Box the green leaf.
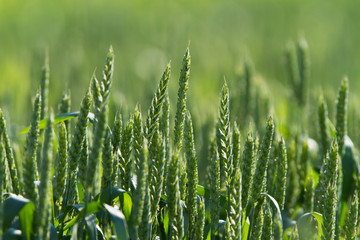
[19,112,96,134]
[3,228,22,239]
[77,181,85,203]
[18,200,35,240]
[161,208,169,238]
[63,202,104,231]
[104,204,129,240]
[96,225,106,240]
[297,213,319,240]
[50,224,58,240]
[311,212,323,236]
[341,136,357,201]
[216,220,226,238]
[95,186,126,204]
[70,223,79,240]
[85,214,98,240]
[241,212,250,239]
[260,193,282,223]
[197,185,227,208]
[327,119,336,139]
[3,194,32,231]
[120,192,132,221]
[297,212,323,239]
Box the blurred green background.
[1,0,360,130]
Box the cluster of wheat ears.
[0,40,358,240]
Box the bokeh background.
[1,0,360,136]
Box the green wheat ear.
[184,112,198,239]
[304,171,315,212]
[275,137,287,210]
[0,108,20,194]
[160,93,170,195]
[130,139,148,239]
[35,110,54,239]
[23,93,41,202]
[250,116,274,206]
[227,122,241,240]
[216,80,231,191]
[209,140,220,239]
[133,105,144,170]
[101,45,114,104]
[78,133,88,188]
[285,41,300,101]
[179,158,187,201]
[322,180,338,240]
[286,138,300,209]
[53,123,68,209]
[65,90,91,204]
[315,140,340,212]
[101,129,114,190]
[194,197,205,240]
[112,111,122,153]
[0,142,4,235]
[1,144,7,193]
[250,198,265,240]
[243,59,254,120]
[262,202,274,240]
[335,77,348,156]
[119,116,133,191]
[285,38,310,107]
[241,131,255,209]
[111,112,122,184]
[86,104,108,193]
[167,151,184,240]
[139,183,151,240]
[91,75,102,113]
[59,89,71,134]
[145,63,171,141]
[40,54,50,120]
[318,95,330,159]
[297,37,310,107]
[149,128,165,236]
[174,47,191,152]
[344,191,358,239]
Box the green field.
[2,0,360,125]
[1,1,360,239]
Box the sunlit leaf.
[120,192,132,221]
[63,202,104,231]
[260,193,282,223]
[104,204,129,240]
[18,200,35,240]
[95,186,126,204]
[19,112,96,134]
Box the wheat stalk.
[35,111,54,239]
[184,112,198,239]
[23,93,41,202]
[119,116,133,191]
[0,108,20,194]
[53,123,67,208]
[174,48,191,152]
[101,129,114,190]
[335,77,348,156]
[250,116,274,205]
